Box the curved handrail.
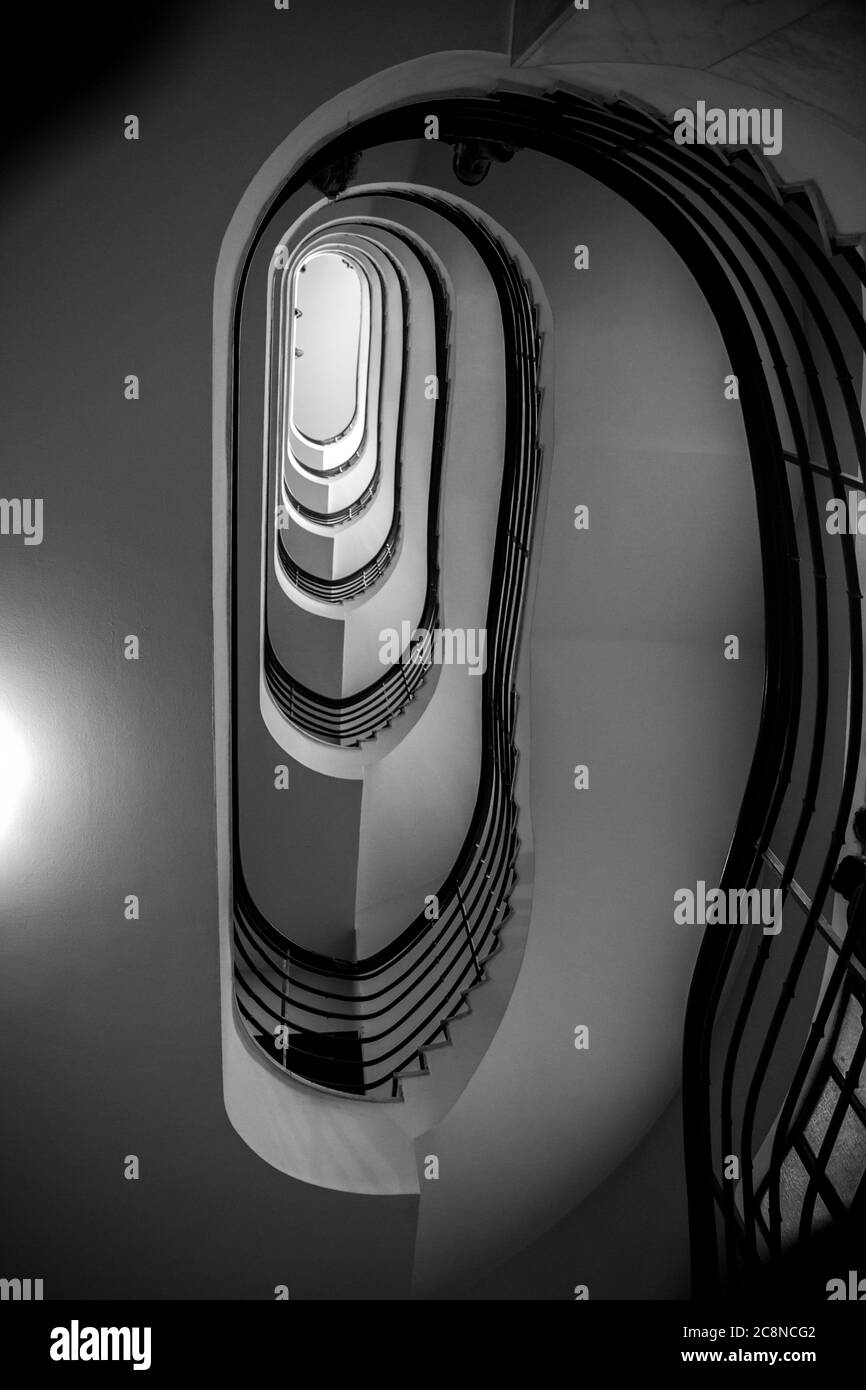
[232,187,543,1096]
[282,474,379,527]
[263,217,450,742]
[227,90,863,1193]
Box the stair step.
[395,1052,430,1081]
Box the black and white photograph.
[2,0,866,1366]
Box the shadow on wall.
[466,1094,690,1300]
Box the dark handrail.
[263,217,450,743]
[226,90,863,1206]
[284,473,378,527]
[232,178,543,1096]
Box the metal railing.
[229,91,864,1203]
[232,185,543,1097]
[263,216,450,743]
[282,473,379,528]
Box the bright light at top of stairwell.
[0,705,31,841]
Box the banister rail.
[232,178,543,1098]
[263,218,451,744]
[228,91,864,1231]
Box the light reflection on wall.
[0,633,128,924]
[0,705,30,842]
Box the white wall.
[411,153,765,1295]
